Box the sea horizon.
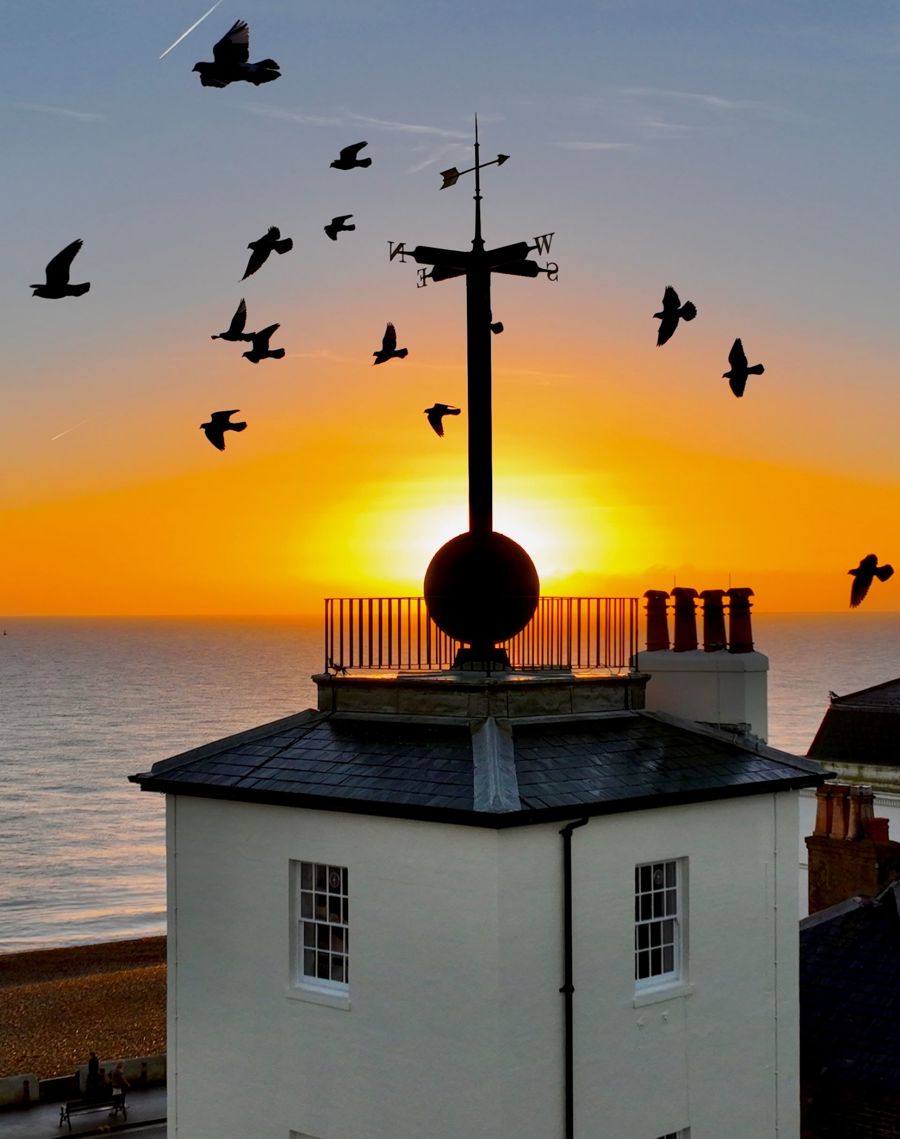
[2,612,898,952]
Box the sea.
[1,613,898,953]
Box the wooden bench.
[58,1089,127,1130]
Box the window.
[654,1131,689,1139]
[634,859,682,988]
[297,861,348,987]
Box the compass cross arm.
[484,241,531,268]
[412,245,471,269]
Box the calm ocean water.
[1,613,898,952]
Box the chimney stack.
[806,783,900,914]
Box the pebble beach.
[0,937,166,1080]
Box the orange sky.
[4,6,899,618]
[4,284,897,616]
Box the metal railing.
[324,596,639,673]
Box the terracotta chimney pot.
[644,590,670,652]
[699,589,727,652]
[813,786,833,837]
[726,587,755,653]
[828,784,849,840]
[670,588,699,652]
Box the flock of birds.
[652,284,893,605]
[27,17,893,610]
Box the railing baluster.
[323,595,638,675]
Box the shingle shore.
[0,937,166,1079]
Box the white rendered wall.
[167,789,799,1139]
[638,650,769,740]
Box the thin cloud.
[406,142,466,175]
[239,106,472,141]
[621,87,807,122]
[14,101,105,122]
[559,140,639,151]
[346,113,470,140]
[240,105,346,128]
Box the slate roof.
[131,708,826,827]
[807,677,900,765]
[800,882,900,1091]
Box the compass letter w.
[532,232,554,256]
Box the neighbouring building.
[800,883,900,1139]
[800,679,900,914]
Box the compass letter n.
[388,241,409,263]
[532,232,554,255]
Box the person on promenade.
[86,1051,100,1099]
[110,1061,130,1098]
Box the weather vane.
[387,119,559,666]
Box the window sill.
[632,980,693,1008]
[286,983,351,1011]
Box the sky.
[2,1,899,616]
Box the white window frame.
[634,858,684,992]
[289,860,350,1009]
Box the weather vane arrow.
[439,153,509,189]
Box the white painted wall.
[167,787,800,1139]
[638,650,769,741]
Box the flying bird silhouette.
[723,338,765,398]
[242,323,285,363]
[324,215,355,241]
[330,141,372,170]
[654,285,697,346]
[424,403,461,437]
[373,322,408,365]
[848,554,894,608]
[211,298,254,342]
[31,239,90,299]
[201,409,247,450]
[193,20,280,87]
[242,226,293,280]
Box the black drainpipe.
[560,817,589,1139]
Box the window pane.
[653,892,664,918]
[640,895,652,921]
[639,865,652,892]
[331,956,345,983]
[303,922,316,948]
[303,948,316,976]
[663,946,674,973]
[342,898,349,924]
[328,867,342,891]
[636,952,650,979]
[328,899,342,923]
[342,867,348,893]
[650,948,662,975]
[650,923,661,948]
[662,919,674,944]
[666,863,676,888]
[652,865,665,889]
[300,863,312,890]
[331,927,345,953]
[636,924,649,950]
[315,864,326,891]
[300,892,313,919]
[665,889,677,916]
[315,893,327,918]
